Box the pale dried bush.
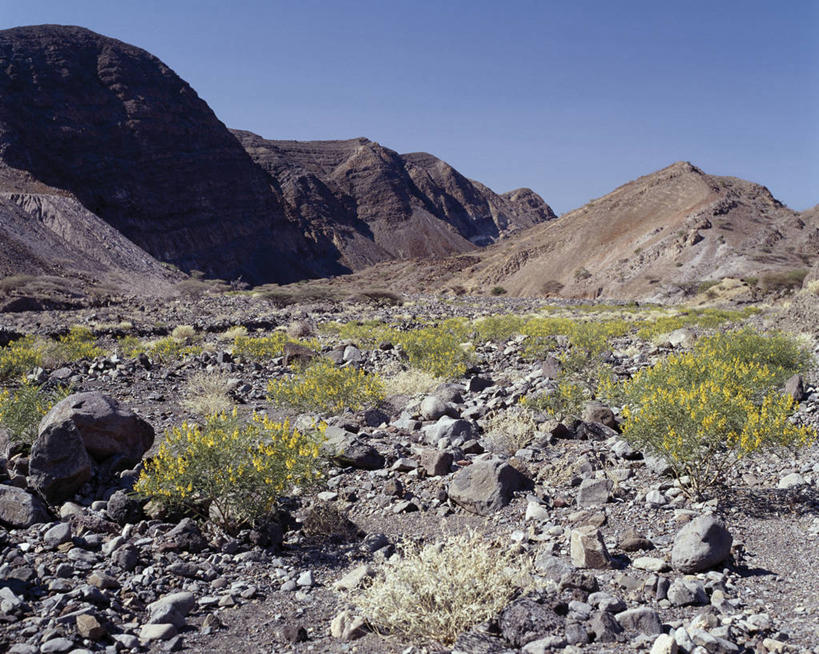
[351,531,531,644]
[381,368,442,397]
[481,407,541,455]
[171,325,196,342]
[220,325,248,341]
[182,371,233,416]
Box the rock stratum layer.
[0,25,553,289]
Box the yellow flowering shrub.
[267,357,385,416]
[472,314,526,343]
[396,319,474,378]
[232,332,318,360]
[135,409,322,531]
[45,326,103,365]
[0,336,43,380]
[0,380,70,445]
[522,379,588,422]
[615,330,815,495]
[320,320,396,348]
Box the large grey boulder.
[29,422,93,503]
[0,484,51,527]
[37,392,154,464]
[671,516,732,573]
[448,459,528,515]
[322,427,385,470]
[422,416,474,445]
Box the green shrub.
[396,319,473,379]
[134,410,322,532]
[0,336,43,380]
[472,314,526,343]
[613,330,815,496]
[267,357,385,416]
[523,380,588,422]
[490,286,507,296]
[351,531,531,644]
[0,381,70,445]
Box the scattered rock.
[671,516,732,573]
[448,459,528,515]
[570,525,611,569]
[0,485,51,527]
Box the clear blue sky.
[2,0,817,214]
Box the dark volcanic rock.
[29,421,93,503]
[0,25,337,284]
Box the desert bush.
[267,357,385,416]
[397,319,473,378]
[182,371,234,416]
[134,410,322,532]
[472,314,526,343]
[0,335,43,380]
[141,336,202,363]
[171,325,197,342]
[490,286,507,296]
[320,320,396,348]
[0,274,35,295]
[615,330,815,496]
[759,268,809,293]
[481,407,541,454]
[351,531,531,644]
[232,332,318,360]
[0,381,70,445]
[382,368,443,397]
[522,379,588,422]
[220,325,248,341]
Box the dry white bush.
[181,371,233,415]
[481,407,541,455]
[220,325,248,341]
[351,531,531,644]
[382,368,442,397]
[171,324,196,342]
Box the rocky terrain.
[1,293,819,654]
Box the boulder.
[0,484,51,527]
[582,401,617,429]
[784,374,806,402]
[28,422,92,503]
[671,516,732,573]
[615,607,663,634]
[322,428,384,470]
[448,459,528,515]
[420,395,448,421]
[577,478,612,506]
[156,518,208,553]
[422,416,474,445]
[106,489,143,524]
[38,392,153,464]
[419,449,453,476]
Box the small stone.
[334,565,376,591]
[632,557,670,572]
[420,396,448,421]
[645,489,667,507]
[280,623,308,642]
[570,525,611,569]
[650,633,679,654]
[525,502,550,522]
[420,449,453,476]
[777,472,806,489]
[616,607,663,635]
[576,478,611,506]
[330,610,367,641]
[667,578,708,606]
[43,522,72,547]
[140,624,178,641]
[296,571,314,587]
[40,638,75,653]
[88,571,120,589]
[76,614,107,640]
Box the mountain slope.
[329,162,818,301]
[0,24,339,285]
[232,130,556,270]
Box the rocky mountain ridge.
[0,24,553,291]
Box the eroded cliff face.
[0,24,343,285]
[232,130,556,270]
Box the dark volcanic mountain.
[232,131,555,270]
[0,24,339,285]
[0,25,553,287]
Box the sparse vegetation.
[481,407,541,454]
[352,531,531,644]
[490,285,507,296]
[610,329,815,496]
[134,410,323,532]
[267,357,385,415]
[0,381,70,445]
[382,368,443,397]
[181,371,234,416]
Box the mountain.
[232,131,555,271]
[0,24,342,286]
[0,25,553,289]
[333,162,819,301]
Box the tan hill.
[327,162,818,301]
[232,131,555,270]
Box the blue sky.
[2,0,817,214]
